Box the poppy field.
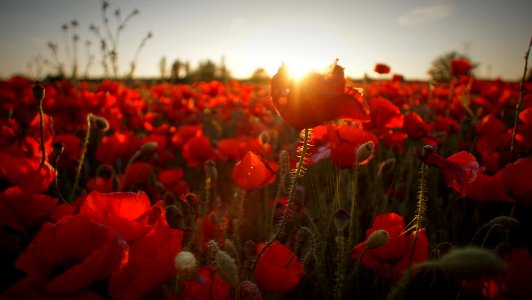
[1,57,532,300]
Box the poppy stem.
[409,162,428,266]
[347,161,359,249]
[509,34,532,163]
[33,83,46,172]
[250,128,310,275]
[69,113,93,202]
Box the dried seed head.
[215,250,239,285]
[431,247,507,279]
[239,280,262,300]
[333,208,350,232]
[174,251,197,274]
[365,230,390,249]
[32,83,45,103]
[93,116,110,132]
[356,141,375,165]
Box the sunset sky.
[0,0,531,80]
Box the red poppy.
[172,266,230,300]
[365,97,404,132]
[232,151,278,190]
[423,151,479,196]
[351,213,428,278]
[157,167,189,197]
[374,63,391,75]
[14,216,128,295]
[95,131,139,166]
[328,124,378,168]
[392,74,404,82]
[0,186,57,232]
[462,172,514,203]
[109,225,184,299]
[123,162,153,189]
[196,209,229,250]
[451,58,472,77]
[403,112,432,140]
[501,158,532,206]
[0,150,56,193]
[79,191,167,242]
[271,61,370,129]
[182,135,215,167]
[254,242,305,293]
[0,277,102,300]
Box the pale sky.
[0,0,531,80]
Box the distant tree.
[250,67,270,83]
[170,59,182,82]
[428,51,477,82]
[159,56,167,81]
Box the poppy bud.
[333,208,350,232]
[32,83,45,103]
[215,249,239,285]
[224,239,239,261]
[377,158,396,176]
[365,229,390,249]
[240,280,262,300]
[93,116,110,132]
[205,160,218,181]
[487,216,519,230]
[420,145,434,160]
[174,251,197,274]
[303,252,319,274]
[429,247,507,279]
[52,142,64,157]
[356,141,375,165]
[140,141,158,152]
[294,227,313,259]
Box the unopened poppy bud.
[377,158,396,176]
[52,142,64,157]
[365,230,390,249]
[240,280,262,300]
[294,227,313,259]
[215,250,239,285]
[356,141,375,165]
[140,141,158,152]
[174,251,197,274]
[205,160,218,180]
[420,145,434,160]
[93,116,110,132]
[429,247,507,279]
[487,216,519,230]
[333,208,350,232]
[33,83,45,103]
[303,252,319,274]
[244,240,257,258]
[224,239,239,261]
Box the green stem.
[250,128,310,274]
[69,114,92,202]
[37,99,46,172]
[509,35,532,163]
[409,162,427,266]
[347,161,359,249]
